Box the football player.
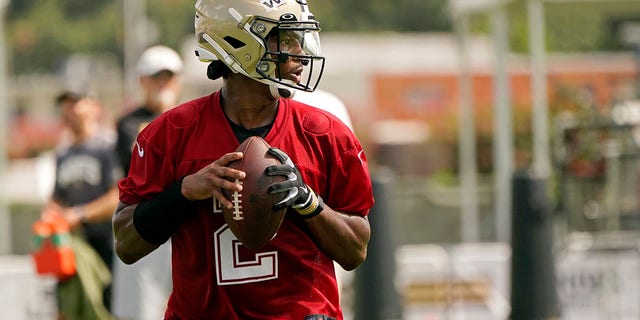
[113,1,374,319]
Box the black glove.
[265,148,324,218]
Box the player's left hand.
[182,151,245,209]
[265,148,324,218]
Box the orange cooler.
[31,212,76,279]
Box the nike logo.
[358,149,365,164]
[135,141,144,158]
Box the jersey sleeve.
[326,130,374,217]
[287,103,374,217]
[118,115,179,204]
[118,104,200,204]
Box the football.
[221,136,287,250]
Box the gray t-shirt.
[53,131,120,241]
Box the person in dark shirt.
[46,90,121,319]
[115,45,183,174]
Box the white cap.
[136,45,184,76]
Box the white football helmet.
[194,0,325,98]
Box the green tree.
[7,0,120,74]
[503,1,640,53]
[10,0,638,76]
[147,0,196,49]
[314,0,450,32]
[6,0,453,75]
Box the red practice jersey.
[119,91,374,319]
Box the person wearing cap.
[46,91,121,319]
[111,45,183,320]
[115,45,183,174]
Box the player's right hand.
[181,152,245,209]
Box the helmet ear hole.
[223,36,246,49]
[278,88,294,98]
[207,60,231,80]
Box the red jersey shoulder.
[138,95,211,140]
[286,99,347,135]
[163,96,211,129]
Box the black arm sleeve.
[133,178,196,245]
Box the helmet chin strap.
[269,85,296,99]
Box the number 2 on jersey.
[213,224,279,285]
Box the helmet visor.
[277,29,321,57]
[259,24,325,92]
[278,20,321,56]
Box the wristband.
[133,178,195,245]
[295,192,324,219]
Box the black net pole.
[510,169,561,319]
[353,169,402,320]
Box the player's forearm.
[305,206,371,271]
[80,187,119,223]
[112,202,159,264]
